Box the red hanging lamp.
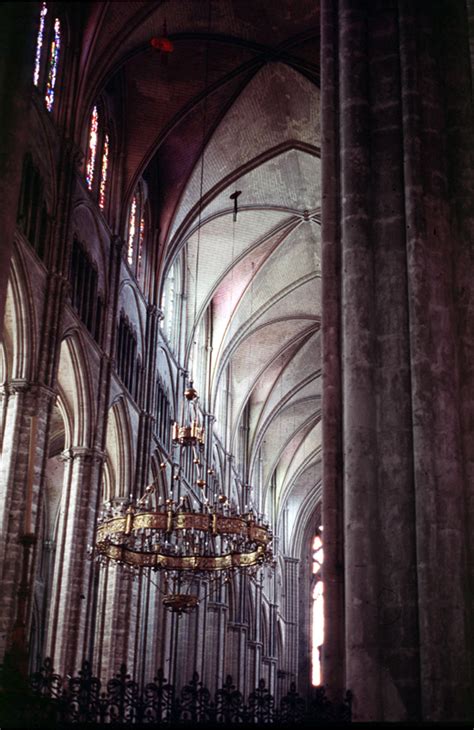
[150,20,174,62]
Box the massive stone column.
[45,446,105,674]
[321,0,474,721]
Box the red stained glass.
[86,106,99,190]
[127,196,137,266]
[99,134,109,209]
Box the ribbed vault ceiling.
[81,0,321,548]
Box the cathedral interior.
[1,1,474,724]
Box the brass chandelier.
[95,382,273,613]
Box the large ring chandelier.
[95,498,272,573]
[95,382,273,613]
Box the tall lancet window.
[85,105,112,212]
[86,106,99,190]
[33,3,48,87]
[160,258,180,350]
[312,529,324,686]
[127,195,137,266]
[45,17,60,111]
[33,3,61,113]
[138,212,145,274]
[99,133,110,210]
[125,182,148,280]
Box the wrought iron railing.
[0,657,351,727]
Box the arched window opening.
[116,312,141,401]
[33,3,61,113]
[86,106,99,190]
[99,133,110,210]
[312,529,324,686]
[138,213,145,276]
[45,17,60,112]
[214,363,230,440]
[85,104,112,212]
[126,183,148,277]
[69,236,103,343]
[188,313,208,403]
[238,401,251,482]
[127,195,137,266]
[17,154,49,260]
[160,256,180,351]
[156,379,171,451]
[33,3,48,88]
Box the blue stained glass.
[45,17,60,112]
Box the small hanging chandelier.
[94,382,272,614]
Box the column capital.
[147,304,164,320]
[4,379,31,396]
[226,621,248,631]
[207,601,228,612]
[59,446,106,464]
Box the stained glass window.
[34,3,48,87]
[86,106,99,190]
[161,261,178,346]
[127,196,137,266]
[312,531,324,686]
[137,215,145,273]
[45,17,60,112]
[99,133,109,210]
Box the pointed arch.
[104,396,134,501]
[149,449,168,507]
[3,252,37,381]
[0,342,7,385]
[57,331,94,447]
[117,281,146,360]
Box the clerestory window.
[126,182,148,280]
[33,2,61,113]
[160,256,181,352]
[85,104,111,213]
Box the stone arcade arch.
[44,333,98,672]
